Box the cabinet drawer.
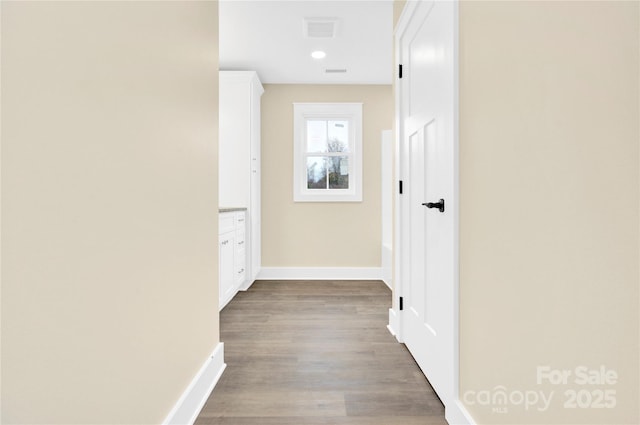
[233,245,247,281]
[219,213,235,234]
[235,247,246,267]
[235,266,246,283]
[235,212,246,238]
[235,251,246,283]
[235,212,246,227]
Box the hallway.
[195,280,446,424]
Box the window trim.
[293,102,363,202]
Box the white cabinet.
[219,71,263,287]
[234,212,247,286]
[219,210,247,310]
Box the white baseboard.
[387,308,399,340]
[446,398,475,425]
[163,343,226,425]
[382,279,392,290]
[257,267,383,281]
[241,267,260,291]
[240,278,255,291]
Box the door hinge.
[399,297,404,311]
[399,180,403,194]
[399,64,403,79]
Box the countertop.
[219,207,247,213]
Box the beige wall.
[458,1,639,423]
[261,84,392,267]
[393,0,406,27]
[1,2,219,424]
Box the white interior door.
[398,0,457,409]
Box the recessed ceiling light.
[311,50,326,59]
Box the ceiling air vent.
[325,69,347,74]
[303,17,339,38]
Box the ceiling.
[219,0,394,85]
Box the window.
[293,103,363,202]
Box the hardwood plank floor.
[195,280,446,425]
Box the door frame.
[391,1,471,423]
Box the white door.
[398,0,457,407]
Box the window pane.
[307,156,327,189]
[327,121,349,152]
[328,156,349,189]
[306,121,328,153]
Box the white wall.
[1,2,219,423]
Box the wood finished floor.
[195,280,446,425]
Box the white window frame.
[293,102,363,202]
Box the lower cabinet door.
[219,231,235,310]
[235,248,246,285]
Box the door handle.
[422,199,445,213]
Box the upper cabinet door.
[219,71,264,209]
